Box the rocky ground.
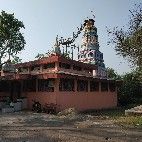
[0,109,142,142]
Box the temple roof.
[15,54,97,70]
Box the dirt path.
[0,112,142,142]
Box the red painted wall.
[56,92,117,111]
[22,91,117,111]
[22,92,56,110]
[0,78,117,111]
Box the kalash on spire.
[78,19,107,78]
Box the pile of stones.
[125,105,142,116]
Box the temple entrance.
[10,81,21,101]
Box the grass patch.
[114,116,142,127]
[95,108,125,118]
[81,107,125,118]
[81,107,142,127]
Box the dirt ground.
[0,111,142,142]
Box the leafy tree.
[130,67,142,83]
[106,67,121,79]
[35,53,45,59]
[35,48,54,60]
[62,52,71,59]
[35,47,71,60]
[11,56,22,64]
[106,67,142,106]
[0,11,26,69]
[118,68,142,106]
[107,4,142,68]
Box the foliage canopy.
[0,11,25,67]
[107,4,142,68]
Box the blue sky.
[0,0,139,74]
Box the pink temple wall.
[21,91,117,111]
[21,78,117,111]
[22,92,56,110]
[0,77,117,111]
[56,92,117,111]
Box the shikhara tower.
[78,19,107,78]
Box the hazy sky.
[0,0,140,74]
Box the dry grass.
[114,116,142,127]
[82,107,142,127]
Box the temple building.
[0,19,118,111]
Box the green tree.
[0,11,26,68]
[106,67,142,106]
[35,47,54,60]
[11,56,22,64]
[107,4,142,68]
[106,67,121,79]
[35,53,45,59]
[118,69,142,106]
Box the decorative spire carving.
[54,35,61,54]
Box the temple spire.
[54,35,61,54]
[78,18,107,78]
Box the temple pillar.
[54,78,60,93]
[55,62,59,71]
[36,78,38,92]
[40,65,43,72]
[74,79,77,92]
[88,80,90,92]
[99,81,101,92]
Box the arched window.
[88,52,93,57]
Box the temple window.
[31,65,40,71]
[77,80,88,92]
[101,82,108,92]
[100,53,103,60]
[90,81,99,91]
[73,65,82,71]
[38,79,54,92]
[59,62,71,69]
[81,55,84,58]
[18,67,28,73]
[23,79,36,92]
[0,81,10,92]
[88,52,93,57]
[95,53,98,58]
[109,82,116,92]
[84,68,92,74]
[18,68,22,72]
[43,63,55,69]
[59,78,74,91]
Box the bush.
[118,69,142,106]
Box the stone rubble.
[125,105,142,116]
